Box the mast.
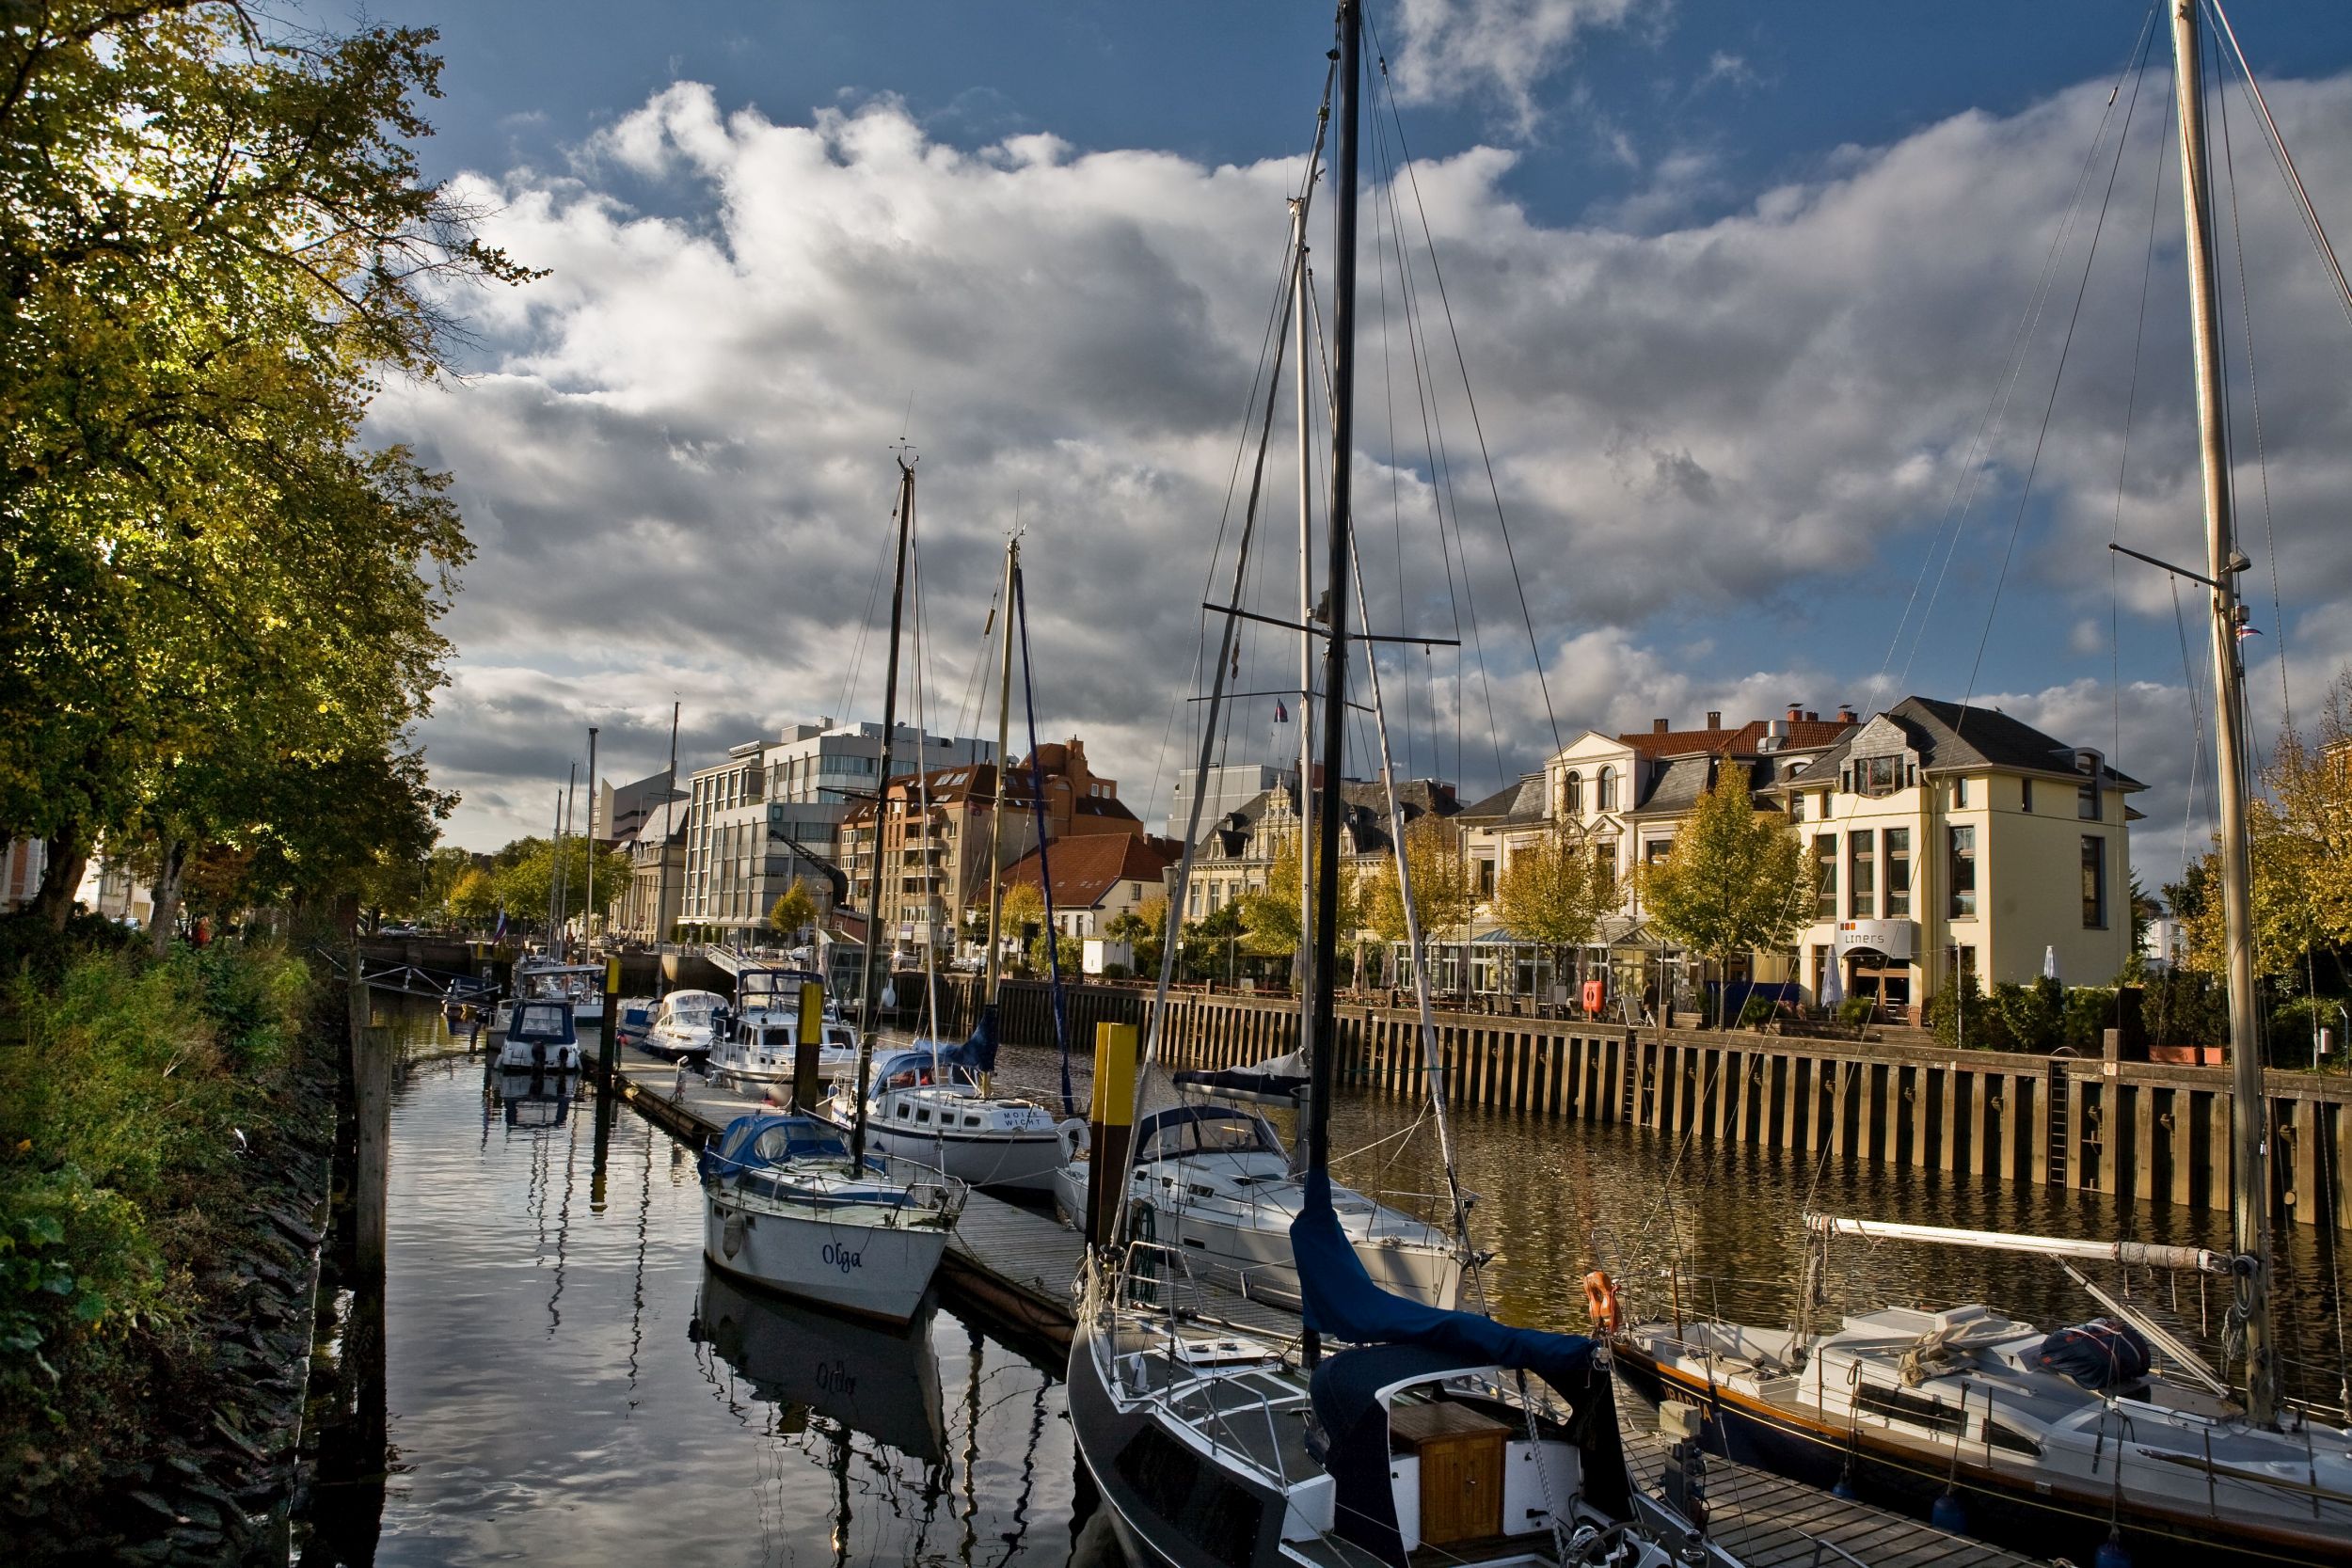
[1292,195,1317,1062]
[1302,0,1359,1370]
[2170,0,2273,1424]
[981,538,1017,1011]
[585,725,599,941]
[654,699,680,964]
[556,760,578,960]
[852,457,919,1176]
[547,789,564,946]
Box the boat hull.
[1149,1200,1464,1310]
[1613,1338,2352,1568]
[704,1193,950,1325]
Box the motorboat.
[514,958,606,1022]
[691,1264,946,1464]
[697,1112,965,1324]
[706,967,858,1089]
[612,994,658,1050]
[498,998,582,1073]
[1614,1301,2352,1567]
[644,988,725,1061]
[1053,1098,1469,1310]
[820,1043,1073,1195]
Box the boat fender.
[2092,1532,2132,1568]
[722,1211,746,1259]
[1057,1119,1089,1163]
[1929,1489,1968,1535]
[1582,1269,1623,1334]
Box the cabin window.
[964,1115,982,1127]
[895,1105,912,1119]
[1984,1420,2041,1457]
[914,1108,931,1124]
[1856,1382,1964,1437]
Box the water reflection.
[294,1005,1088,1567]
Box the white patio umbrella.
[1820,958,1844,1008]
[2042,944,2060,983]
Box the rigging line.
[2171,577,2211,889]
[2206,0,2352,334]
[2113,81,2173,825]
[2214,38,2292,736]
[834,510,898,733]
[1957,24,2155,722]
[1368,110,1416,783]
[1365,23,1562,761]
[1890,2,2162,694]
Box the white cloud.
[383,71,2352,867]
[1388,0,1646,137]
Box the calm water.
[322,1004,2349,1564]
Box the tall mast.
[1291,196,1317,1059]
[1302,0,1359,1370]
[585,725,599,941]
[547,789,564,944]
[556,760,578,960]
[981,537,1018,1007]
[2170,0,2272,1424]
[852,457,918,1175]
[654,699,680,961]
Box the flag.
[1276,699,1289,722]
[493,906,507,942]
[2236,624,2264,640]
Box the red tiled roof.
[999,833,1177,911]
[1614,719,1851,758]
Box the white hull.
[712,1046,859,1089]
[498,1039,581,1072]
[861,1119,1065,1193]
[704,1192,952,1323]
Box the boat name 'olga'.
[821,1243,863,1273]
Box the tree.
[449,868,498,927]
[0,7,533,924]
[997,880,1047,973]
[1494,826,1616,997]
[1105,904,1162,978]
[1181,902,1247,983]
[769,883,818,942]
[1235,826,1371,966]
[490,836,628,933]
[1635,763,1809,1028]
[1366,816,1474,955]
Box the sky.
[309,1,2352,886]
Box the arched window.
[1597,766,1619,812]
[1562,771,1582,816]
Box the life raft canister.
[1583,1269,1622,1334]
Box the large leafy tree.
[768,883,818,941]
[0,5,533,924]
[490,836,628,934]
[1636,762,1809,1028]
[1236,825,1369,958]
[1366,816,1473,947]
[1494,826,1616,993]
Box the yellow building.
[1766,696,2142,1015]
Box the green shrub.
[1928,975,2017,1050]
[1739,994,1777,1028]
[1834,995,1875,1028]
[2061,986,2120,1055]
[2143,969,2228,1048]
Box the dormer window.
[1562,771,1582,816]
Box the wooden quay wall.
[930,975,2352,1231]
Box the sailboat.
[695,454,967,1324]
[821,534,1079,1193]
[1613,8,2352,1564]
[1068,11,1731,1564]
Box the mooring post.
[792,981,824,1112]
[597,955,621,1084]
[1086,1022,1137,1247]
[347,951,389,1280]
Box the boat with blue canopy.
[820,1022,1073,1194]
[497,998,581,1073]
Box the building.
[612,794,687,943]
[1180,777,1461,923]
[999,833,1182,940]
[1163,763,1297,843]
[1,838,45,913]
[838,736,1140,960]
[680,719,997,942]
[593,768,684,847]
[1766,696,2141,1012]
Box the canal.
[302,1001,2346,1563]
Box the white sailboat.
[698,453,965,1323]
[818,532,1080,1193]
[1615,9,2352,1564]
[1069,13,1729,1564]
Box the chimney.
[1786,705,1803,722]
[1837,704,1858,723]
[1805,711,1820,722]
[1706,710,1722,730]
[1653,718,1670,734]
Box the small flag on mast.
[1276,699,1289,722]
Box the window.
[1475,859,1496,898]
[1789,792,1804,823]
[1597,766,1618,812]
[1592,842,1616,889]
[2082,835,2107,928]
[2077,754,2103,820]
[1885,828,1911,918]
[1856,756,1902,797]
[1954,777,1970,808]
[2021,778,2034,813]
[1645,839,1673,865]
[1562,771,1582,815]
[1814,834,1839,920]
[1850,829,1876,920]
[1948,825,1976,917]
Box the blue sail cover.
[941,1010,999,1074]
[1289,1165,1594,1391]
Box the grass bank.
[0,914,319,1540]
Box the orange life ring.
[1583,1269,1622,1334]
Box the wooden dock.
[1619,1405,2035,1568]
